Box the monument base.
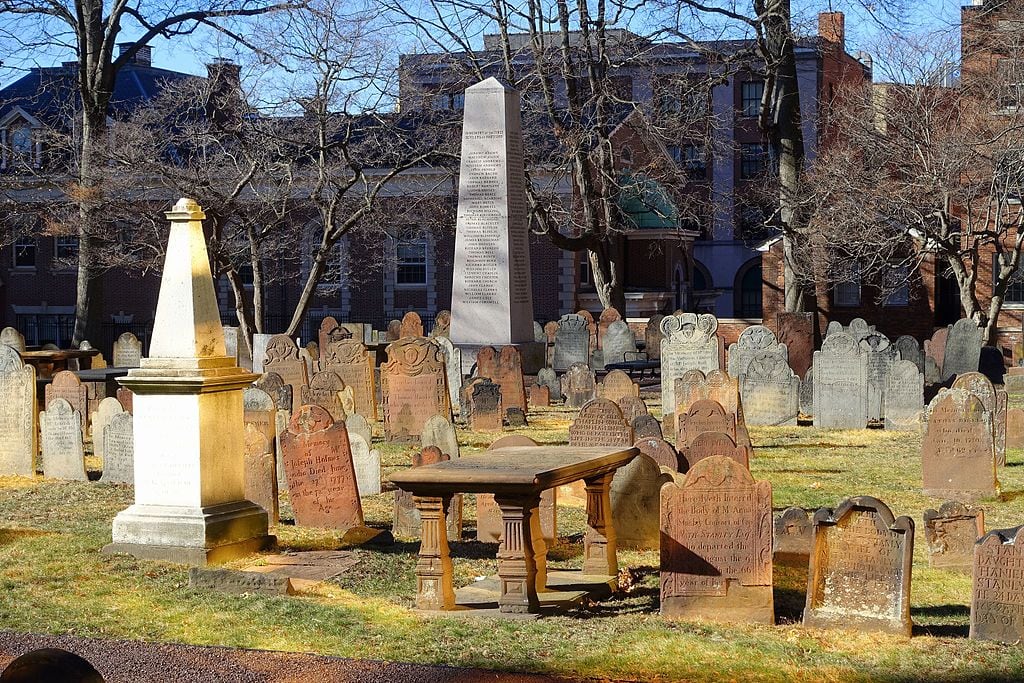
[103,500,274,566]
[457,342,546,375]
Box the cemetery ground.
[2,402,1024,681]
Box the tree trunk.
[72,111,106,346]
[589,246,626,313]
[285,250,329,337]
[225,268,256,359]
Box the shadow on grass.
[911,604,970,638]
[0,528,51,546]
[565,565,660,619]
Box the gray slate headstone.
[536,367,562,402]
[553,314,591,371]
[40,398,86,481]
[100,411,134,484]
[942,318,983,381]
[0,346,36,476]
[884,360,924,431]
[420,414,460,459]
[812,332,868,429]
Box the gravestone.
[318,316,341,353]
[506,407,527,426]
[600,320,636,367]
[727,325,787,379]
[536,367,561,402]
[381,336,451,443]
[661,455,774,624]
[561,363,597,410]
[812,332,868,429]
[682,431,748,471]
[952,372,1006,467]
[860,333,895,422]
[803,496,914,636]
[616,395,648,426]
[739,351,799,427]
[433,310,452,338]
[244,425,279,525]
[578,309,598,352]
[476,346,526,414]
[925,326,949,378]
[100,411,134,484]
[251,333,272,374]
[263,335,309,413]
[776,312,813,379]
[421,414,460,460]
[610,453,666,550]
[632,414,663,440]
[922,501,984,572]
[597,307,623,349]
[600,369,638,403]
[386,320,402,341]
[432,336,463,416]
[634,436,679,472]
[393,445,462,540]
[90,397,124,460]
[349,433,381,497]
[0,327,25,352]
[528,383,550,407]
[532,320,544,343]
[468,379,503,431]
[773,507,813,568]
[826,321,843,338]
[884,360,924,431]
[45,371,89,430]
[400,311,424,339]
[112,332,143,368]
[942,318,983,381]
[674,370,743,435]
[553,314,590,371]
[677,399,736,448]
[476,435,556,545]
[301,370,347,421]
[847,318,875,341]
[644,315,665,361]
[799,368,813,416]
[223,327,252,371]
[568,398,633,448]
[345,413,372,451]
[449,78,536,351]
[116,387,134,414]
[254,372,292,413]
[970,525,1024,643]
[40,398,86,481]
[1008,407,1024,448]
[280,405,363,530]
[922,389,998,501]
[895,335,924,374]
[321,339,378,420]
[243,387,277,449]
[660,313,721,423]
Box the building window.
[54,235,79,261]
[1001,257,1024,305]
[996,148,1024,200]
[883,265,910,307]
[452,92,465,110]
[7,121,33,167]
[580,258,592,288]
[737,263,763,318]
[396,239,428,286]
[997,58,1024,109]
[740,143,768,179]
[682,144,706,177]
[12,237,36,268]
[834,265,862,307]
[741,81,764,117]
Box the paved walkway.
[0,631,611,683]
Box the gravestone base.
[458,342,545,375]
[661,583,774,625]
[103,500,275,565]
[439,570,616,619]
[804,611,911,637]
[922,487,999,503]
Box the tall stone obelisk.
[104,198,272,565]
[450,78,542,372]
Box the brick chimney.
[205,58,243,125]
[818,12,845,53]
[117,42,152,67]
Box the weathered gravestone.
[677,399,736,448]
[532,319,544,343]
[773,507,813,568]
[644,315,665,361]
[682,431,748,472]
[506,407,527,427]
[40,398,86,481]
[431,336,463,416]
[561,363,597,410]
[468,379,503,431]
[578,309,598,352]
[253,372,292,414]
[660,313,721,425]
[476,346,527,414]
[616,395,648,426]
[634,436,679,472]
[100,411,134,484]
[345,413,372,451]
[660,456,774,624]
[0,327,26,352]
[776,312,813,379]
[318,316,341,354]
[924,326,949,380]
[112,332,143,368]
[476,435,556,545]
[116,387,134,413]
[263,335,309,413]
[942,318,983,382]
[895,335,924,374]
[90,397,124,460]
[860,332,895,423]
[223,327,252,372]
[553,314,590,371]
[597,307,623,350]
[673,370,745,438]
[1008,407,1024,448]
[739,351,799,427]
[952,372,1006,467]
[803,496,914,636]
[301,370,348,422]
[970,525,1024,643]
[349,432,381,497]
[421,414,461,460]
[393,445,462,539]
[600,369,638,403]
[528,383,550,407]
[536,367,561,402]
[244,425,279,525]
[610,453,667,550]
[799,369,813,416]
[400,311,424,338]
[568,398,633,448]
[922,389,998,501]
[884,360,924,431]
[243,387,277,446]
[381,337,451,443]
[386,319,402,341]
[600,320,636,368]
[434,310,452,338]
[812,332,868,429]
[632,414,664,440]
[251,333,272,374]
[727,325,787,379]
[45,371,89,430]
[321,338,378,420]
[280,405,363,530]
[847,318,875,341]
[923,501,984,572]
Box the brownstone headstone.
[318,316,340,354]
[634,437,679,472]
[803,496,914,636]
[562,363,597,409]
[244,424,279,525]
[923,501,984,573]
[953,372,1006,466]
[683,431,749,471]
[528,383,550,407]
[773,507,813,568]
[45,370,89,429]
[922,389,998,501]
[432,310,451,338]
[321,339,377,420]
[1008,407,1024,448]
[476,436,556,545]
[677,399,736,447]
[925,327,949,376]
[301,370,347,421]
[381,337,451,442]
[577,309,597,351]
[116,387,134,414]
[661,455,773,623]
[467,379,503,432]
[600,369,638,403]
[280,404,363,530]
[971,525,1024,643]
[386,319,402,341]
[393,445,463,540]
[632,414,663,440]
[616,395,648,426]
[476,346,527,414]
[776,312,814,380]
[568,398,633,447]
[597,307,623,349]
[400,311,424,338]
[263,335,309,413]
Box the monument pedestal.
[458,342,546,375]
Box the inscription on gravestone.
[40,398,86,481]
[773,507,813,568]
[971,525,1024,643]
[923,501,984,572]
[812,332,868,429]
[553,314,590,371]
[321,339,378,420]
[921,389,998,501]
[100,411,134,484]
[381,337,451,443]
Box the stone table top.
[389,446,638,497]
[20,349,100,361]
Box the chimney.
[117,43,152,67]
[205,58,243,126]
[818,12,845,53]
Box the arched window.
[737,261,763,318]
[9,122,32,161]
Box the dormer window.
[1,108,43,171]
[10,123,31,161]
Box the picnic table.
[390,445,638,615]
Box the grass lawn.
[2,398,1024,682]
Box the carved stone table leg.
[413,495,455,610]
[495,494,544,613]
[582,473,618,577]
